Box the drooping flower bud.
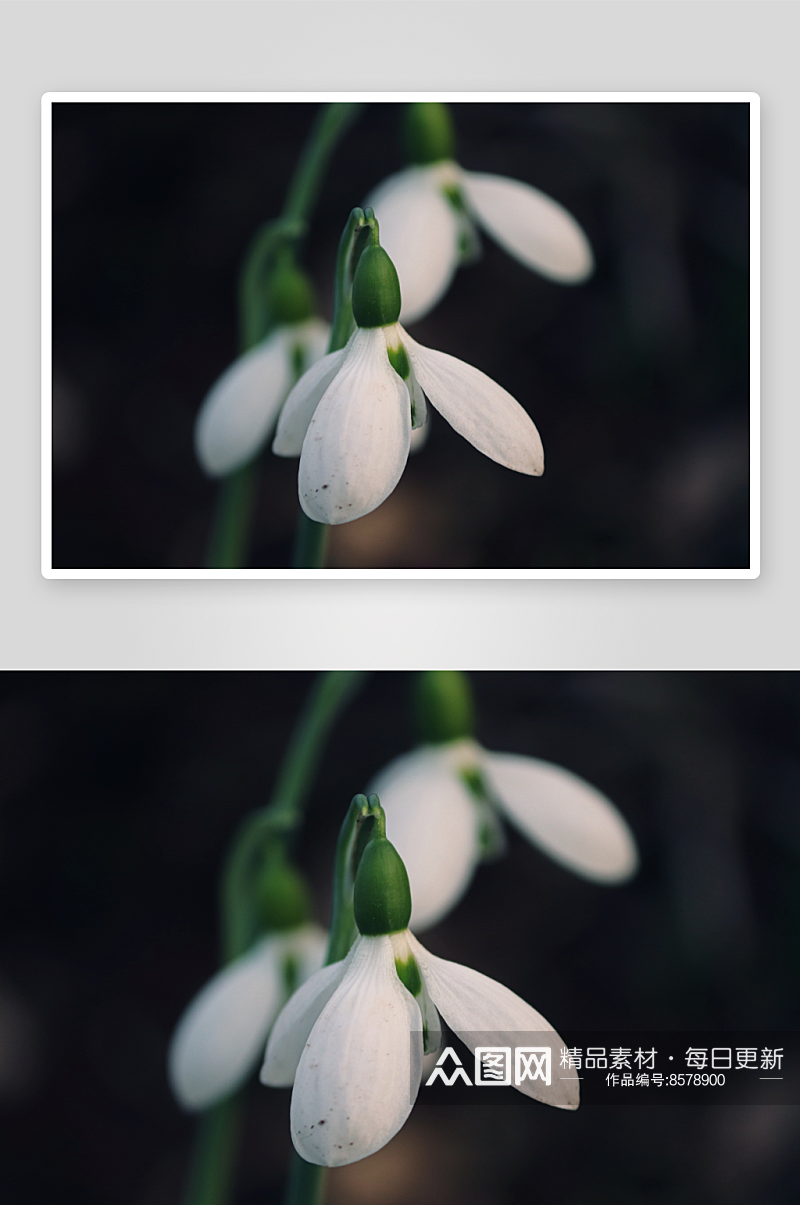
[353,831,412,936]
[254,855,313,932]
[269,264,317,326]
[402,102,456,166]
[413,670,476,745]
[352,244,402,329]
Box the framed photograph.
[42,93,759,578]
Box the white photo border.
[41,91,760,581]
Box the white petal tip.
[462,171,594,287]
[587,842,639,884]
[484,753,640,885]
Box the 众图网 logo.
[425,1046,552,1087]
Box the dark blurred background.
[0,671,797,1204]
[50,101,751,570]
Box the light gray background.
[3,2,795,668]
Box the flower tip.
[167,1030,227,1112]
[595,833,639,884]
[526,441,545,478]
[194,415,239,479]
[558,238,595,285]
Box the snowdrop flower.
[365,102,594,324]
[261,827,577,1167]
[169,921,327,1110]
[194,263,329,477]
[371,743,638,930]
[367,673,638,930]
[272,236,543,524]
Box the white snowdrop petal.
[168,937,284,1110]
[392,334,428,432]
[298,327,411,525]
[462,171,594,283]
[403,334,544,476]
[368,746,482,931]
[483,753,639,882]
[409,416,430,453]
[272,347,347,457]
[366,168,461,324]
[288,923,329,984]
[261,957,349,1088]
[290,936,423,1167]
[194,329,294,477]
[407,934,579,1110]
[297,318,333,368]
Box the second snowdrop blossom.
[168,922,327,1111]
[369,734,639,931]
[194,263,329,478]
[272,234,544,524]
[195,319,329,477]
[365,102,595,324]
[261,821,577,1167]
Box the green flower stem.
[268,671,367,828]
[283,103,363,224]
[238,217,306,352]
[204,461,260,571]
[326,792,384,965]
[181,1096,242,1205]
[292,514,329,570]
[284,1153,327,1205]
[182,671,366,1205]
[205,102,363,569]
[221,670,367,962]
[328,207,374,352]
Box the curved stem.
[205,102,364,569]
[238,217,306,351]
[181,672,367,1205]
[283,103,363,224]
[221,670,367,961]
[326,792,384,965]
[268,671,366,826]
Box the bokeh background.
[50,101,752,570]
[0,670,797,1204]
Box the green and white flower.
[261,832,576,1167]
[168,923,326,1110]
[272,242,543,525]
[369,738,638,930]
[194,318,330,477]
[365,103,594,324]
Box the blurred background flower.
[0,671,796,1204]
[50,101,751,570]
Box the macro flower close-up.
[273,242,543,525]
[1,672,798,1205]
[49,99,753,571]
[369,672,638,929]
[371,737,638,929]
[365,102,594,324]
[261,817,577,1167]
